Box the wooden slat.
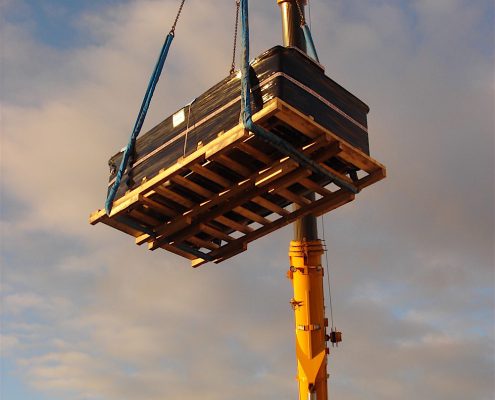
[161,243,211,262]
[232,206,271,226]
[211,242,247,266]
[214,154,252,177]
[356,168,386,190]
[139,194,254,246]
[299,178,333,197]
[114,214,155,237]
[210,189,355,262]
[185,236,220,251]
[154,185,195,208]
[139,194,176,217]
[237,141,273,165]
[319,163,354,186]
[171,174,213,199]
[95,214,142,237]
[201,224,234,243]
[136,233,153,245]
[191,166,288,219]
[276,188,312,206]
[274,102,322,139]
[158,243,198,261]
[190,165,288,223]
[215,215,253,235]
[111,156,204,214]
[129,209,161,227]
[274,99,385,173]
[251,196,289,216]
[189,163,232,187]
[166,223,205,244]
[337,142,379,173]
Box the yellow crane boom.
[289,240,329,399]
[277,2,336,398]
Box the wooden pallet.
[90,98,385,267]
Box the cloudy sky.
[1,0,494,399]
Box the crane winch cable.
[105,0,187,214]
[321,214,336,333]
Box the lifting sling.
[106,1,186,214]
[239,0,357,194]
[106,0,355,215]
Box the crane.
[279,1,332,398]
[90,1,386,398]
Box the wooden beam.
[237,141,273,165]
[215,215,253,235]
[154,185,195,208]
[276,188,312,206]
[299,178,333,197]
[251,196,289,216]
[171,174,214,199]
[97,214,142,237]
[186,236,220,251]
[201,224,234,243]
[208,189,355,260]
[139,194,176,217]
[232,206,271,226]
[212,242,248,264]
[189,163,232,187]
[336,142,380,173]
[356,168,386,190]
[158,243,198,260]
[214,154,252,177]
[161,223,205,247]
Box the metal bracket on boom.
[328,328,343,347]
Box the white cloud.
[1,333,20,353]
[3,291,72,318]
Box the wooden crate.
[90,98,385,267]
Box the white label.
[173,109,185,127]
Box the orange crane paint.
[288,240,329,399]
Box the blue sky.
[1,1,494,399]
[3,0,128,48]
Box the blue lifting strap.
[105,33,175,214]
[301,24,319,62]
[239,0,357,194]
[106,0,186,214]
